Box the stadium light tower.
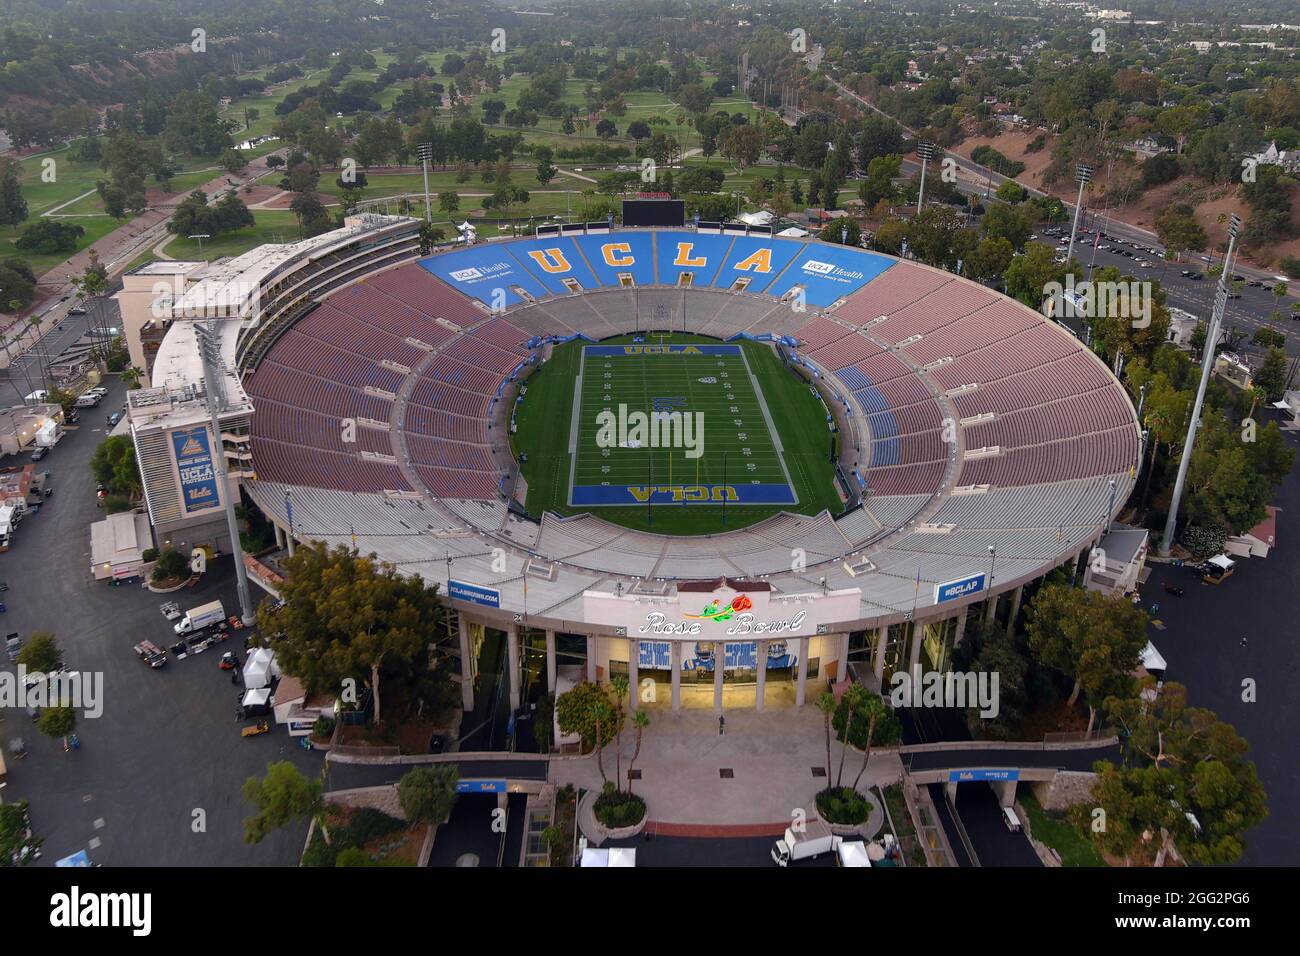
[1161,214,1243,556]
[1065,164,1093,266]
[417,143,434,223]
[195,319,256,625]
[915,142,936,215]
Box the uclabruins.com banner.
[172,425,221,515]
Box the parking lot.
[0,376,318,866]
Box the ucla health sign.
[948,769,1020,783]
[172,425,220,515]
[934,573,987,604]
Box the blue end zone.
[572,483,797,505]
[584,343,741,357]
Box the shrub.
[151,546,189,582]
[104,495,132,514]
[339,807,404,847]
[593,783,646,829]
[816,786,873,825]
[142,548,159,562]
[312,715,336,739]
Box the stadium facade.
[132,215,1139,713]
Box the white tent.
[737,210,774,226]
[1140,641,1167,673]
[243,648,279,689]
[580,846,637,867]
[242,687,271,710]
[837,841,873,868]
[776,226,810,238]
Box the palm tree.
[835,687,863,789]
[610,674,629,787]
[852,694,889,791]
[122,365,145,389]
[627,710,649,795]
[816,692,836,779]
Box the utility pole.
[1161,214,1242,556]
[195,320,256,625]
[1065,164,1093,268]
[915,142,936,215]
[417,142,434,223]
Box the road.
[821,68,1294,288]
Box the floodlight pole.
[417,143,434,223]
[915,142,935,216]
[1161,214,1242,556]
[195,319,256,625]
[1065,164,1092,267]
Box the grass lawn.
[161,209,302,260]
[512,333,840,533]
[0,215,121,276]
[1018,789,1104,867]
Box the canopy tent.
[580,846,637,867]
[776,226,810,238]
[837,841,873,868]
[243,648,279,689]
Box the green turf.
[1017,791,1103,867]
[512,334,841,533]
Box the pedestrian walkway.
[553,707,903,828]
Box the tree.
[1004,243,1068,307]
[220,148,248,175]
[90,434,142,497]
[1025,583,1148,732]
[555,680,620,784]
[242,762,323,844]
[627,120,652,140]
[15,632,61,674]
[627,710,650,794]
[15,220,84,255]
[0,158,29,227]
[816,692,836,779]
[396,766,459,830]
[720,124,764,169]
[533,145,556,187]
[1254,346,1288,402]
[1154,204,1206,261]
[595,119,618,139]
[822,220,861,247]
[851,692,890,790]
[437,191,460,219]
[38,706,76,746]
[858,153,901,208]
[264,543,448,727]
[0,801,40,867]
[1086,682,1268,865]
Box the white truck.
[173,600,225,635]
[771,819,842,866]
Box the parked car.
[134,640,167,669]
[5,633,22,663]
[106,412,122,427]
[30,446,48,462]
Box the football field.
[567,342,797,507]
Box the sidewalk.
[553,707,904,828]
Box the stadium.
[152,215,1140,713]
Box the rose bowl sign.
[583,583,861,640]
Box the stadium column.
[671,641,682,711]
[755,640,768,711]
[273,523,284,549]
[713,647,725,713]
[545,630,557,696]
[796,638,810,706]
[586,636,597,682]
[507,625,521,713]
[872,627,885,684]
[836,633,850,682]
[458,616,474,711]
[908,620,923,673]
[952,607,969,647]
[628,640,639,712]
[983,592,998,627]
[1005,585,1024,637]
